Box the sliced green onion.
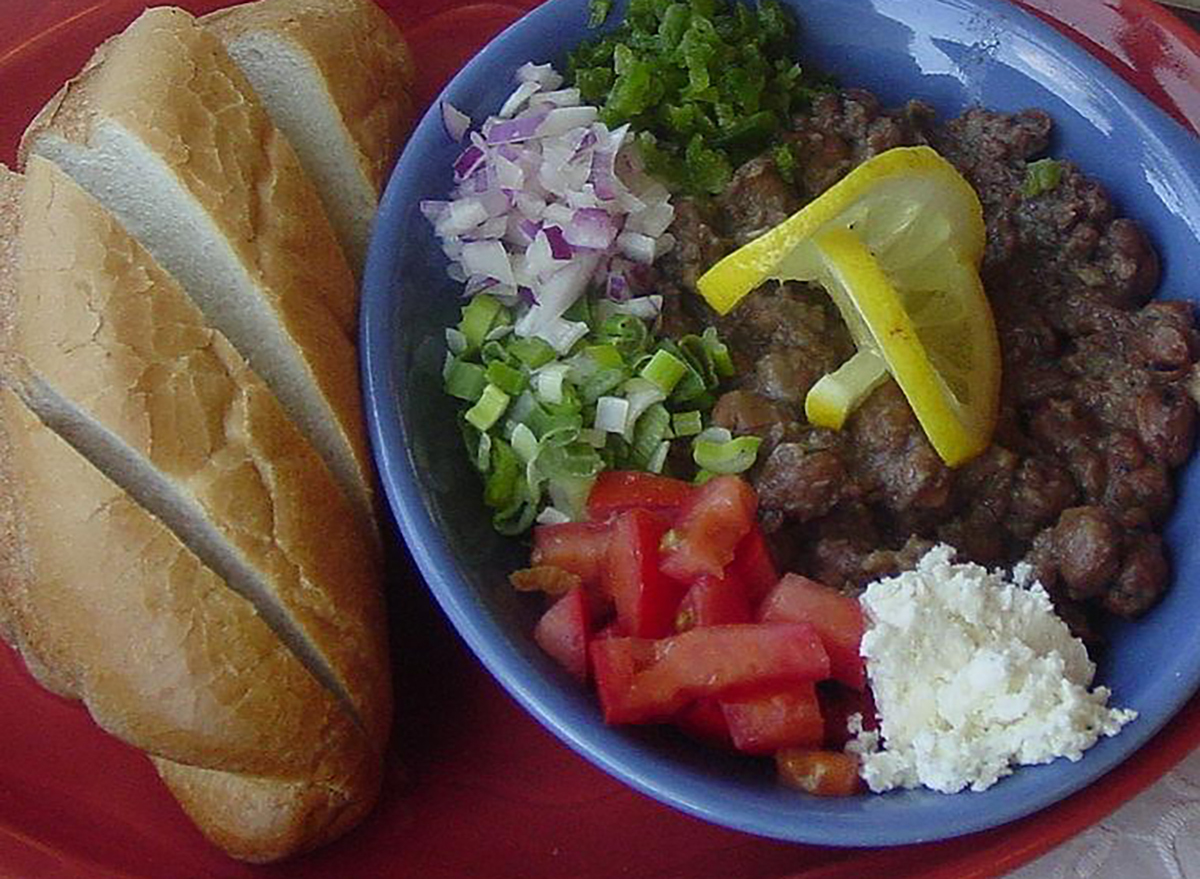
[510,423,539,464]
[595,395,631,434]
[548,473,595,521]
[584,343,624,370]
[459,294,506,350]
[533,363,571,405]
[465,383,510,431]
[647,440,671,474]
[692,434,762,474]
[693,468,717,485]
[701,327,735,377]
[579,366,627,405]
[483,437,521,509]
[445,327,468,356]
[631,402,671,467]
[509,335,557,369]
[640,349,689,394]
[445,360,488,402]
[621,377,668,441]
[579,427,607,448]
[486,361,527,396]
[672,410,704,437]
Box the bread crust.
[12,156,392,746]
[19,7,377,525]
[203,0,416,200]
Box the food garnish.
[695,145,1001,466]
[570,0,833,195]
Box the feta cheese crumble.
[849,544,1136,793]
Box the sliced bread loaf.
[0,386,383,862]
[19,7,377,526]
[8,156,392,746]
[204,0,416,278]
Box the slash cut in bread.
[0,0,416,863]
[19,6,377,528]
[204,0,417,277]
[0,156,389,862]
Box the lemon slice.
[695,146,1000,466]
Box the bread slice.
[204,0,416,278]
[19,7,376,526]
[0,387,382,861]
[8,156,391,747]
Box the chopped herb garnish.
[569,0,835,195]
[1022,158,1065,198]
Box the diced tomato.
[603,508,687,638]
[674,698,733,748]
[589,623,830,724]
[531,521,612,588]
[775,749,863,797]
[818,682,878,749]
[728,526,780,606]
[757,574,866,690]
[534,587,591,682]
[721,683,824,755]
[586,471,693,521]
[674,573,752,631]
[659,475,758,582]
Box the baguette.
[204,0,416,278]
[0,386,382,863]
[7,155,392,746]
[19,7,377,527]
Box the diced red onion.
[529,88,582,109]
[605,271,629,301]
[420,199,450,222]
[542,225,573,260]
[564,207,618,250]
[436,198,489,236]
[426,63,677,352]
[441,101,471,142]
[517,62,564,90]
[624,201,675,237]
[538,107,600,138]
[452,145,486,181]
[464,275,499,297]
[485,111,549,144]
[617,230,657,264]
[461,240,516,286]
[499,80,542,118]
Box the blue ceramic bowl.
[362,0,1200,846]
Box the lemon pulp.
[695,146,1000,467]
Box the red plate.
[2,2,1199,876]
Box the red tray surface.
[2,2,1199,877]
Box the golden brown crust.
[13,156,392,747]
[19,8,377,524]
[153,748,382,864]
[0,389,380,778]
[203,0,416,198]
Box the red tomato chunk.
[728,526,779,606]
[721,683,824,755]
[534,587,591,683]
[674,573,752,631]
[659,475,758,582]
[531,521,611,588]
[586,471,693,520]
[775,749,864,797]
[591,623,830,724]
[758,574,866,691]
[603,508,688,638]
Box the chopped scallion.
[465,383,511,431]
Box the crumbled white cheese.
[849,544,1136,794]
